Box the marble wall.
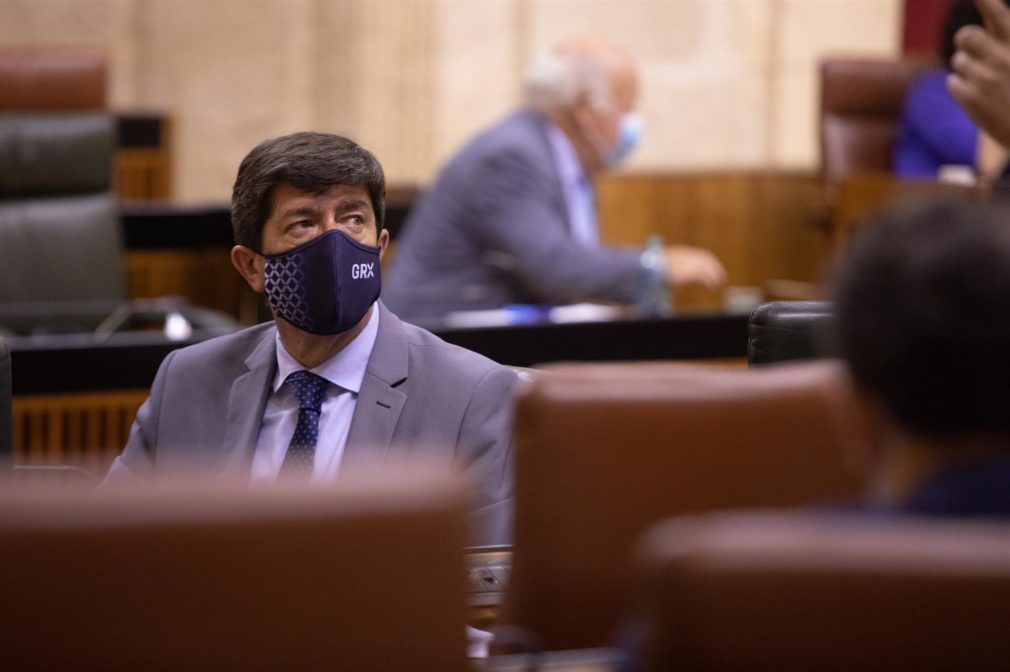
[0,0,901,202]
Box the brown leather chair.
[0,47,106,110]
[820,57,934,198]
[0,469,471,672]
[501,361,861,651]
[637,511,1010,672]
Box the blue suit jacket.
[104,302,517,545]
[384,108,643,320]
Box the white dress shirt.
[545,122,598,246]
[250,306,379,484]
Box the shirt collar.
[273,304,380,395]
[545,122,589,189]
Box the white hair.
[522,50,612,114]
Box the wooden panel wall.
[597,171,830,307]
[831,172,974,247]
[12,390,148,477]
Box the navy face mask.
[263,229,382,335]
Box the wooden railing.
[830,172,974,246]
[11,390,148,476]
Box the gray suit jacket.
[384,108,644,320]
[105,302,517,546]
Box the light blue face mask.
[606,112,644,166]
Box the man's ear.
[231,245,265,293]
[378,228,390,261]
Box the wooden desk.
[431,312,748,368]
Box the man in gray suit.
[384,37,726,321]
[105,133,517,546]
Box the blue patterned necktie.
[279,370,329,480]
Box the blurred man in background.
[384,37,725,322]
[832,197,1010,517]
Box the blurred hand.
[663,246,727,290]
[948,0,1010,149]
[977,130,1009,179]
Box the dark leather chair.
[0,335,11,464]
[0,469,471,672]
[820,57,933,198]
[501,361,861,651]
[0,47,234,337]
[0,113,122,305]
[638,511,1010,672]
[747,300,833,365]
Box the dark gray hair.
[832,196,1010,440]
[231,132,385,251]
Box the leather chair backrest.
[0,47,105,110]
[748,300,833,365]
[502,361,861,651]
[0,48,124,307]
[0,469,471,672]
[0,335,11,461]
[820,58,933,193]
[638,511,1010,672]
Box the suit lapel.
[342,302,408,472]
[220,327,277,478]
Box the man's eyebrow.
[279,198,370,219]
[336,198,371,211]
[280,205,318,219]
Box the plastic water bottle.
[637,234,672,317]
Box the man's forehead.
[270,182,372,211]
